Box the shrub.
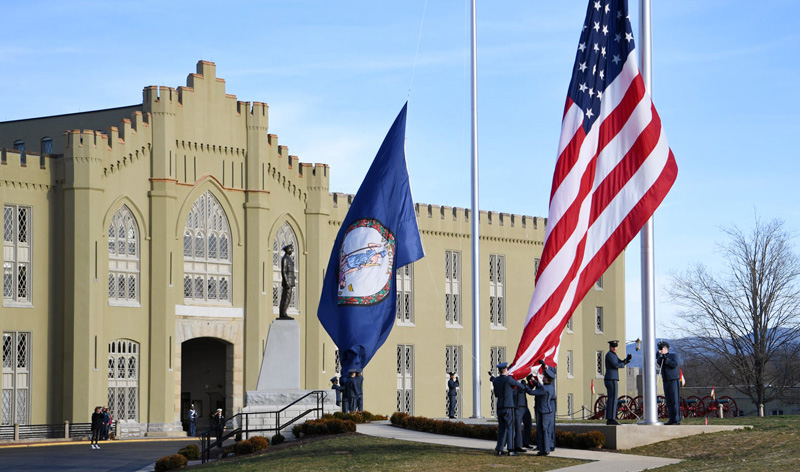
[326,411,388,423]
[392,413,604,449]
[177,444,199,460]
[293,417,356,436]
[271,433,285,445]
[154,454,188,472]
[390,412,409,426]
[234,436,269,455]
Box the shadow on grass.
[196,433,584,471]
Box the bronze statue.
[279,244,296,319]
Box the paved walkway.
[357,422,681,472]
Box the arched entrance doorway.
[180,337,232,433]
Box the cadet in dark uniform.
[343,369,358,413]
[330,377,343,408]
[447,372,459,418]
[513,378,534,451]
[529,365,557,455]
[490,362,528,456]
[657,342,681,425]
[604,340,632,425]
[519,376,534,449]
[354,370,364,412]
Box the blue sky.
[1,0,798,339]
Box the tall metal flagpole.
[469,0,482,418]
[638,0,660,426]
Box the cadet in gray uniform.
[447,372,459,418]
[604,340,632,425]
[518,377,534,449]
[490,362,529,456]
[354,370,364,412]
[529,365,557,455]
[657,342,681,425]
[330,377,343,408]
[343,370,358,413]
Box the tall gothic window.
[2,332,30,425]
[107,340,139,422]
[445,250,461,327]
[108,205,140,305]
[4,205,31,305]
[183,191,232,304]
[396,264,414,325]
[489,254,506,328]
[272,222,299,314]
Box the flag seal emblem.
[337,218,395,305]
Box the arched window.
[272,222,299,314]
[108,205,139,305]
[107,339,139,422]
[183,191,232,304]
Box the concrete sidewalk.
[357,422,681,472]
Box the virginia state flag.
[318,103,424,374]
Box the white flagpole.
[469,0,482,418]
[638,0,660,426]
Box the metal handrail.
[200,390,328,463]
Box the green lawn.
[623,416,800,472]
[191,433,586,471]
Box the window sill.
[2,301,33,308]
[490,325,507,331]
[595,331,604,335]
[445,323,463,329]
[567,374,574,379]
[109,301,142,308]
[396,322,415,327]
[566,329,573,334]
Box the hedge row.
[389,412,604,449]
[325,411,388,423]
[292,417,357,437]
[234,435,269,455]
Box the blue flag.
[317,103,424,374]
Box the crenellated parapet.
[327,192,546,245]
[0,148,53,191]
[61,107,153,181]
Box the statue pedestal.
[256,318,300,390]
[244,318,337,437]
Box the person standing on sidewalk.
[188,404,199,437]
[447,372,459,418]
[90,406,103,450]
[529,364,557,456]
[490,362,528,456]
[604,340,631,425]
[657,342,682,425]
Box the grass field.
[623,416,800,472]
[191,433,586,471]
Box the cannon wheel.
[701,396,716,417]
[656,395,669,419]
[718,396,738,418]
[686,395,705,417]
[617,395,635,420]
[679,397,689,419]
[593,395,608,420]
[631,395,644,418]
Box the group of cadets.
[324,340,681,457]
[330,369,364,413]
[490,361,557,456]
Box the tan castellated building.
[0,61,626,436]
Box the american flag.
[509,0,677,378]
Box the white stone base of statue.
[243,389,338,437]
[256,318,300,390]
[243,318,337,438]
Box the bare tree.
[668,217,800,416]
